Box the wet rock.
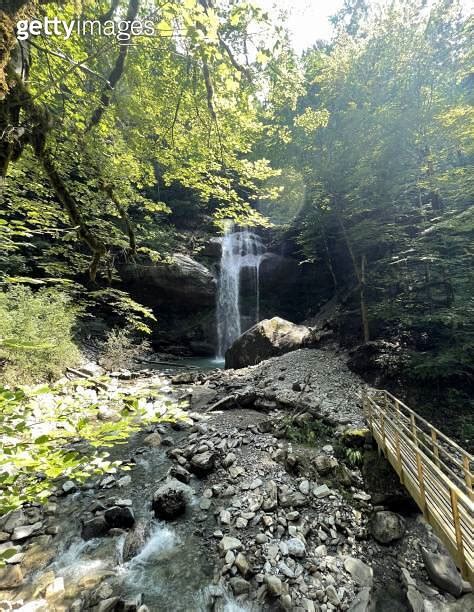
[420,547,463,597]
[225,317,311,369]
[169,465,191,484]
[229,576,250,595]
[11,522,42,542]
[143,433,162,447]
[369,511,405,544]
[62,480,77,495]
[81,516,109,540]
[152,481,189,520]
[0,564,23,589]
[45,577,64,600]
[344,557,373,587]
[189,451,215,476]
[104,506,135,530]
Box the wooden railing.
[362,389,473,583]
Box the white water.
[216,224,266,358]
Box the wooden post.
[412,415,428,518]
[431,429,440,468]
[450,487,468,579]
[463,456,473,500]
[394,400,404,484]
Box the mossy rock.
[341,427,371,448]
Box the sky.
[255,0,345,53]
[255,0,473,54]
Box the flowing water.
[216,225,267,358]
[22,423,250,611]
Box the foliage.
[0,286,81,384]
[0,379,189,521]
[99,327,151,371]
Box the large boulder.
[225,317,311,369]
[420,547,463,597]
[121,253,216,307]
[369,510,405,544]
[152,479,193,520]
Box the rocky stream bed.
[0,348,472,612]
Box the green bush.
[0,285,81,384]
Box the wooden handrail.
[362,389,474,584]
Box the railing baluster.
[463,455,473,500]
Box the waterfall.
[216,224,266,358]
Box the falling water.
[216,223,266,358]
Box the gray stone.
[406,586,425,612]
[81,516,109,540]
[313,484,331,498]
[348,587,372,612]
[104,506,135,529]
[152,479,193,520]
[235,552,250,577]
[369,511,405,544]
[225,317,311,369]
[189,451,215,476]
[287,538,306,558]
[11,522,42,541]
[219,536,242,553]
[62,480,77,494]
[229,577,250,595]
[265,574,283,597]
[143,432,162,447]
[344,557,373,587]
[420,547,463,597]
[313,454,338,475]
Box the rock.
[369,511,405,544]
[190,387,218,411]
[104,506,135,529]
[326,585,340,605]
[120,253,216,307]
[0,564,23,589]
[219,510,231,525]
[219,536,242,553]
[313,484,331,498]
[348,587,372,612]
[279,490,307,508]
[189,451,215,477]
[143,433,162,447]
[265,574,283,597]
[225,317,311,369]
[62,480,77,494]
[223,453,237,468]
[420,547,463,597]
[229,577,250,596]
[199,497,211,510]
[299,480,310,495]
[45,577,64,600]
[344,557,373,587]
[287,538,306,558]
[97,598,121,612]
[169,465,191,484]
[12,522,42,541]
[152,480,191,520]
[81,516,109,540]
[262,481,278,511]
[234,552,250,577]
[313,454,338,475]
[406,586,425,612]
